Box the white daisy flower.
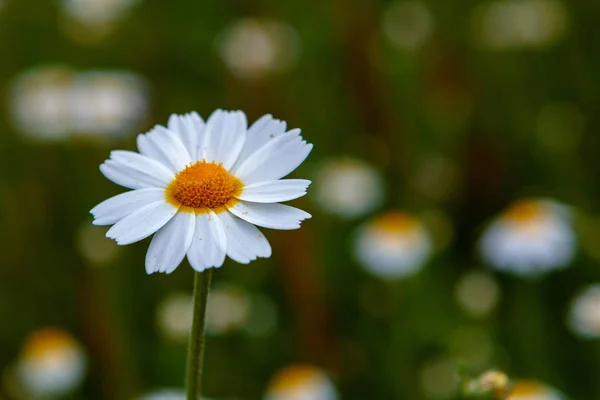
[354,211,433,279]
[313,158,384,219]
[265,365,338,400]
[91,110,312,274]
[17,328,87,397]
[567,284,600,338]
[506,380,565,400]
[137,390,213,400]
[478,199,576,277]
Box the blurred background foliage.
[1,0,600,399]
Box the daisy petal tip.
[301,211,312,220]
[91,218,104,226]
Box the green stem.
[186,270,213,400]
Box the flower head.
[17,328,87,397]
[313,158,384,219]
[91,110,312,274]
[506,380,564,400]
[354,211,432,279]
[478,198,576,277]
[265,365,338,400]
[567,284,600,338]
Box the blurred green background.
[1,0,600,399]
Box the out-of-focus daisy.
[9,66,74,140]
[313,158,384,219]
[506,380,564,400]
[354,211,432,279]
[470,0,568,50]
[156,293,193,342]
[61,0,140,42]
[138,390,213,400]
[156,286,272,341]
[478,199,576,277]
[217,18,300,81]
[17,328,87,397]
[382,1,434,52]
[62,0,139,26]
[567,284,600,338]
[206,284,251,335]
[454,271,501,318]
[91,110,312,274]
[9,66,149,141]
[265,365,338,400]
[70,71,149,137]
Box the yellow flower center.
[503,200,545,224]
[22,328,79,361]
[166,161,243,213]
[372,211,419,233]
[269,365,320,391]
[508,380,548,397]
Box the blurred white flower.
[382,1,434,51]
[354,211,432,279]
[9,66,74,140]
[567,284,600,338]
[217,18,300,81]
[61,0,140,41]
[454,270,501,318]
[471,0,568,50]
[62,0,140,25]
[479,199,576,277]
[156,293,193,343]
[17,328,87,398]
[9,66,149,141]
[313,158,384,219]
[418,357,458,399]
[139,391,185,400]
[138,390,213,400]
[157,285,262,341]
[70,71,149,136]
[265,365,338,400]
[206,284,251,335]
[506,380,564,400]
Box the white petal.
[100,163,149,190]
[201,110,247,169]
[145,212,195,274]
[186,211,227,272]
[106,201,178,245]
[232,115,287,169]
[232,129,312,183]
[236,179,311,203]
[100,150,175,189]
[167,112,204,161]
[91,188,166,226]
[137,126,192,172]
[227,201,311,230]
[219,212,272,264]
